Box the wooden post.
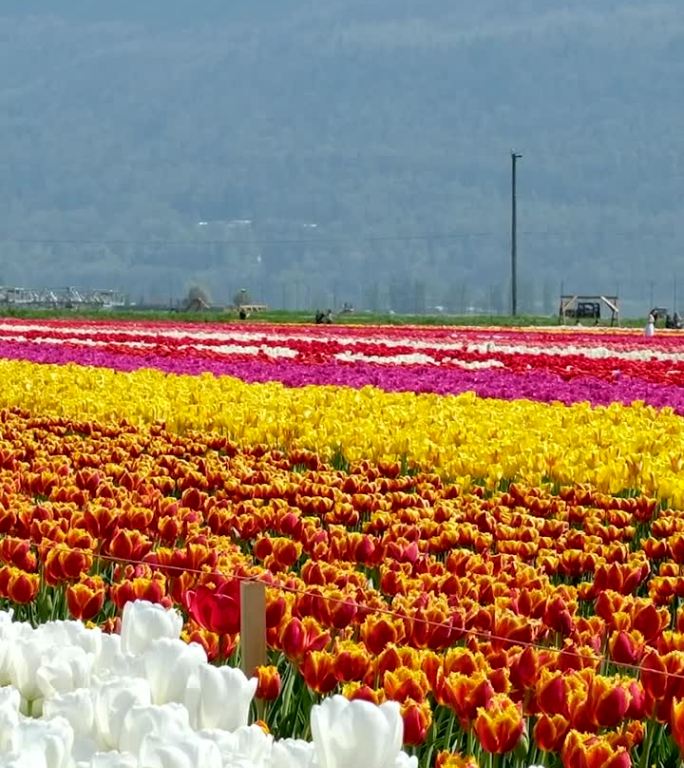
[240,580,267,678]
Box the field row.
[1,320,683,412]
[0,410,682,765]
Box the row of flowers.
[3,320,681,359]
[1,410,684,765]
[1,319,682,363]
[2,319,684,415]
[1,358,684,503]
[2,319,680,348]
[9,339,684,414]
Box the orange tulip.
[588,675,630,729]
[319,588,359,630]
[270,537,302,570]
[383,667,430,703]
[110,574,167,609]
[492,609,538,650]
[631,601,670,643]
[561,729,631,768]
[536,669,568,718]
[279,616,330,662]
[641,650,684,721]
[332,640,372,683]
[609,720,645,752]
[400,699,432,746]
[182,621,220,661]
[341,682,384,705]
[254,665,282,701]
[473,694,524,754]
[359,614,405,655]
[107,529,153,562]
[508,645,539,693]
[0,504,17,535]
[66,576,106,621]
[7,568,40,604]
[593,561,649,597]
[180,541,217,572]
[533,713,569,753]
[672,698,684,756]
[44,547,93,586]
[265,591,288,629]
[0,537,37,572]
[117,504,154,531]
[443,647,481,676]
[609,629,645,666]
[435,753,479,768]
[300,651,337,695]
[156,514,182,544]
[440,672,495,726]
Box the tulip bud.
[255,665,282,701]
[400,699,432,746]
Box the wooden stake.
[240,580,267,678]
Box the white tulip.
[50,621,103,658]
[229,725,273,766]
[43,689,94,736]
[9,637,53,703]
[200,725,272,767]
[0,684,21,711]
[137,732,222,768]
[119,703,190,756]
[92,634,132,679]
[0,686,21,753]
[42,688,99,761]
[36,646,93,698]
[120,601,182,656]
[92,677,151,750]
[0,608,17,639]
[188,664,256,731]
[88,754,138,768]
[0,620,32,687]
[393,754,419,768]
[271,738,317,768]
[0,752,48,768]
[140,639,206,706]
[13,716,74,768]
[311,696,403,768]
[0,641,13,687]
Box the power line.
[0,232,498,247]
[0,229,678,248]
[33,538,671,682]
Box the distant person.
[645,312,655,337]
[238,308,247,320]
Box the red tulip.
[186,580,241,635]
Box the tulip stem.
[443,707,455,752]
[638,720,655,768]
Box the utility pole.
[674,274,678,312]
[511,151,523,316]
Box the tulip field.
[2,318,684,767]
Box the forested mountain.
[0,1,682,315]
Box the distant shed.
[559,295,620,326]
